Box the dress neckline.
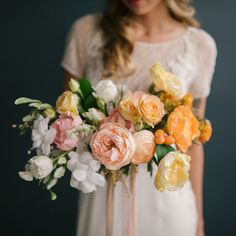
[136,26,191,47]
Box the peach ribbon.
[106,166,137,236]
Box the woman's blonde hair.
[100,0,200,77]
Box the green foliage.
[156,144,175,163]
[79,77,93,98]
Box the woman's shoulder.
[69,13,102,38]
[187,26,217,55]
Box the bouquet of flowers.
[15,63,212,200]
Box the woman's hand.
[196,217,205,236]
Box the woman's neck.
[132,2,185,42]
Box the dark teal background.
[1,0,235,235]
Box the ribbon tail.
[106,174,115,236]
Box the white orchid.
[92,79,118,103]
[19,155,53,181]
[67,151,105,193]
[31,115,56,155]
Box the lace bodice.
[61,14,217,99]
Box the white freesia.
[19,155,53,181]
[92,80,118,103]
[31,115,56,155]
[83,108,105,122]
[46,178,58,190]
[54,167,66,178]
[67,151,105,193]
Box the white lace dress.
[61,14,217,236]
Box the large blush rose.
[90,123,135,170]
[131,130,155,164]
[51,113,83,151]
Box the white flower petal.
[54,167,66,179]
[70,176,81,190]
[72,169,87,182]
[46,178,58,190]
[79,180,96,193]
[58,157,67,165]
[89,160,100,172]
[19,171,33,181]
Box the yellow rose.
[150,63,186,99]
[119,91,145,122]
[56,91,79,116]
[138,94,165,126]
[154,151,191,191]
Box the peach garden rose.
[90,123,135,170]
[138,94,165,126]
[131,130,156,164]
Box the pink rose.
[101,108,135,133]
[51,112,83,151]
[90,123,135,170]
[131,130,156,164]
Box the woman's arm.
[188,98,207,236]
[63,70,80,91]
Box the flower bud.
[69,78,80,93]
[44,107,56,119]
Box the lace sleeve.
[188,29,217,99]
[60,14,99,78]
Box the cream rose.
[154,151,191,191]
[150,63,186,99]
[90,123,135,170]
[131,130,155,164]
[92,80,118,103]
[56,91,79,116]
[119,91,145,122]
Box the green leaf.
[79,78,93,98]
[147,160,153,177]
[156,144,175,163]
[15,97,41,105]
[83,95,98,111]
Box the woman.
[61,0,217,235]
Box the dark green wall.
[1,0,235,235]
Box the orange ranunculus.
[198,119,212,143]
[131,130,155,164]
[167,105,200,153]
[138,94,165,126]
[182,94,193,108]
